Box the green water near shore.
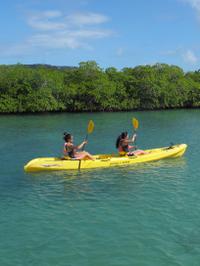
[0,110,200,266]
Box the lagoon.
[0,110,200,265]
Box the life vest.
[118,140,135,156]
[118,140,129,153]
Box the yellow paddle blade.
[132,118,139,130]
[87,120,94,134]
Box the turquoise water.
[0,110,200,266]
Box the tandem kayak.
[24,144,187,172]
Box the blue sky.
[0,0,200,70]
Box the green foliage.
[0,62,200,113]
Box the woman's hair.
[63,132,72,142]
[116,132,128,148]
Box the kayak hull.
[24,144,187,172]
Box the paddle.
[78,120,94,170]
[132,117,139,148]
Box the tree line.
[0,61,200,113]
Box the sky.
[0,0,200,70]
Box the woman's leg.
[133,150,147,155]
[83,151,94,160]
[75,151,94,160]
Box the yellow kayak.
[24,144,187,172]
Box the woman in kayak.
[116,132,146,156]
[63,132,94,160]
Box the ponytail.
[116,135,121,149]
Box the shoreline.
[0,107,199,116]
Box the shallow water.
[0,110,200,266]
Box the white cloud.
[28,11,112,49]
[27,10,109,31]
[28,33,77,49]
[183,0,200,20]
[71,29,111,38]
[28,10,66,31]
[182,49,198,64]
[160,47,198,65]
[1,10,112,56]
[66,12,109,26]
[27,28,112,50]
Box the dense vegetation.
[0,61,200,113]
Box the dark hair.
[116,132,128,148]
[63,132,72,142]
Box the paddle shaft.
[132,118,139,149]
[81,134,88,151]
[78,134,88,170]
[133,129,137,149]
[78,120,94,170]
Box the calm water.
[0,110,200,266]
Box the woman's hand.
[83,140,88,145]
[77,140,88,150]
[132,134,137,141]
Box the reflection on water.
[23,155,188,207]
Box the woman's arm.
[131,134,137,143]
[77,140,88,150]
[123,134,136,144]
